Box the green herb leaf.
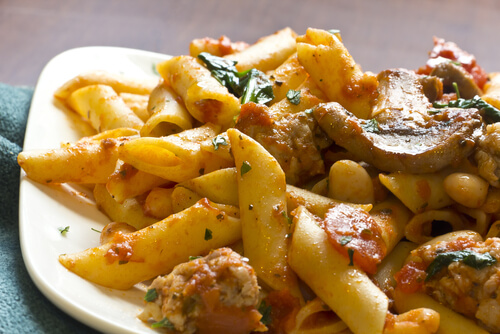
[425,250,497,281]
[204,228,213,241]
[212,135,228,150]
[144,288,158,302]
[339,236,352,246]
[286,89,301,105]
[361,118,380,133]
[282,211,293,225]
[240,69,274,104]
[151,317,175,329]
[189,255,202,261]
[241,161,252,176]
[59,226,70,235]
[452,82,460,99]
[258,300,272,326]
[347,248,355,266]
[198,52,274,105]
[432,95,500,124]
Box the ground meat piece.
[397,236,500,333]
[476,123,500,187]
[139,247,265,334]
[235,102,331,186]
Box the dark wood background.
[2,0,500,86]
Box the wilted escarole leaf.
[198,52,274,105]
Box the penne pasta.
[140,81,194,137]
[67,84,144,132]
[228,128,301,299]
[224,27,298,73]
[289,205,389,334]
[59,198,242,290]
[156,55,240,128]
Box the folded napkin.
[0,83,97,333]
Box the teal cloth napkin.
[0,83,98,333]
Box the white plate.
[19,47,171,334]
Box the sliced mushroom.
[314,68,484,174]
[314,103,483,173]
[430,61,482,98]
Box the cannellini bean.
[443,173,489,208]
[328,160,374,204]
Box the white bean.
[443,172,489,208]
[328,160,374,204]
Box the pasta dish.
[17,27,500,334]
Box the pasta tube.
[228,128,301,299]
[296,28,378,119]
[67,84,144,131]
[54,70,158,100]
[140,81,194,137]
[59,198,242,290]
[224,27,297,73]
[157,55,240,128]
[18,137,124,184]
[289,205,389,334]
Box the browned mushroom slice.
[430,61,482,98]
[314,102,483,173]
[372,68,432,124]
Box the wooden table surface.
[2,0,500,87]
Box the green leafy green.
[258,300,272,326]
[204,228,213,241]
[286,89,301,105]
[361,118,380,133]
[339,236,352,246]
[212,135,228,150]
[432,95,500,124]
[239,69,274,104]
[151,317,175,329]
[347,248,355,266]
[144,288,158,302]
[198,52,274,104]
[241,161,252,176]
[59,226,70,235]
[426,250,497,281]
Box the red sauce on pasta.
[417,37,488,89]
[394,260,427,293]
[322,203,387,274]
[195,289,263,334]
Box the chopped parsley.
[361,118,380,133]
[197,52,274,105]
[425,250,497,281]
[432,95,500,124]
[258,300,272,326]
[144,288,158,302]
[282,211,293,225]
[339,236,352,246]
[59,226,70,235]
[204,228,213,241]
[240,161,252,176]
[286,89,301,105]
[212,135,228,150]
[347,248,355,266]
[151,317,175,329]
[189,255,202,261]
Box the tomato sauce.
[417,37,488,89]
[394,261,427,294]
[322,203,387,274]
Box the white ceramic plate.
[19,47,171,334]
